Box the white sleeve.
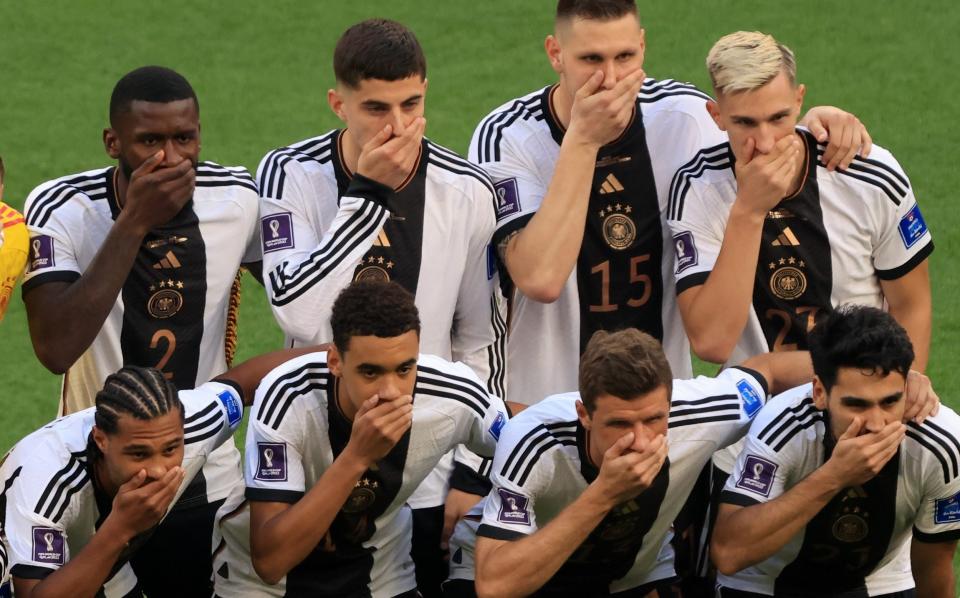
[258,155,390,345]
[910,411,960,543]
[666,178,728,295]
[21,182,84,291]
[442,362,509,460]
[468,121,547,257]
[719,412,796,507]
[180,381,244,458]
[668,366,769,450]
[868,152,933,280]
[238,182,262,265]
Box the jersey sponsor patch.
[898,204,928,249]
[497,488,531,525]
[489,411,506,441]
[255,442,288,481]
[673,231,698,273]
[737,379,763,418]
[218,389,243,429]
[493,178,521,221]
[261,213,295,253]
[934,491,960,524]
[32,527,65,565]
[735,455,778,497]
[28,235,55,271]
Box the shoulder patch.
[261,213,295,253]
[673,231,698,273]
[735,455,778,497]
[497,488,531,525]
[493,178,521,220]
[898,203,928,249]
[218,389,243,429]
[255,442,288,481]
[935,491,960,524]
[737,379,763,418]
[32,527,65,565]
[489,411,506,441]
[28,236,56,271]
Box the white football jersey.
[21,162,260,505]
[0,381,244,597]
[469,79,726,405]
[718,385,960,596]
[447,367,769,592]
[213,352,508,598]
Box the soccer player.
[255,19,505,592]
[665,32,934,585]
[0,156,28,322]
[469,0,869,407]
[0,348,308,598]
[712,306,957,597]
[445,328,820,596]
[211,281,508,597]
[20,66,261,596]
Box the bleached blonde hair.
[707,31,797,95]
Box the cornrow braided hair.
[224,268,243,368]
[94,365,183,435]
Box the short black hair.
[556,0,637,22]
[808,305,914,391]
[333,19,426,89]
[109,66,199,126]
[331,281,421,353]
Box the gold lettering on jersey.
[343,477,379,514]
[145,235,188,250]
[769,264,807,300]
[373,229,391,247]
[355,256,394,283]
[595,155,632,168]
[766,208,795,220]
[598,173,625,195]
[771,227,801,247]
[152,250,183,270]
[598,203,636,250]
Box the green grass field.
[1,0,958,589]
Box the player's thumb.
[577,70,604,99]
[118,469,147,494]
[741,137,757,164]
[808,118,828,143]
[357,394,380,418]
[839,416,863,442]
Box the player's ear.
[327,345,343,377]
[812,376,828,410]
[103,128,121,160]
[575,400,592,430]
[545,35,563,74]
[92,425,109,454]
[705,100,724,130]
[327,88,347,123]
[794,83,806,112]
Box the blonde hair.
[707,31,797,95]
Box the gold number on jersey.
[150,329,177,380]
[589,255,652,313]
[766,306,822,352]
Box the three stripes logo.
[372,230,391,247]
[771,227,800,247]
[598,173,625,195]
[152,250,182,270]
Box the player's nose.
[754,127,777,155]
[378,376,402,400]
[601,61,618,89]
[161,139,185,166]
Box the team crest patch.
[489,411,506,440]
[598,204,636,251]
[32,527,65,565]
[736,455,778,497]
[673,231,698,273]
[898,204,928,249]
[261,213,295,253]
[493,179,521,221]
[255,442,287,481]
[934,491,960,524]
[28,235,55,271]
[218,390,242,429]
[737,379,763,418]
[497,488,530,525]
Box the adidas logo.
[373,230,391,247]
[771,227,800,247]
[598,173,625,195]
[152,250,182,270]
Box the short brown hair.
[578,329,672,412]
[556,0,636,22]
[333,19,426,89]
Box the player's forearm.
[25,219,145,374]
[681,204,765,363]
[916,570,954,598]
[251,452,368,584]
[504,136,600,303]
[712,467,843,575]
[912,539,956,598]
[23,521,131,598]
[741,351,812,395]
[883,271,931,372]
[475,483,611,598]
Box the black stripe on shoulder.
[669,394,741,428]
[667,142,731,221]
[35,458,89,522]
[475,92,545,164]
[415,365,492,418]
[907,419,960,484]
[500,421,577,486]
[639,78,712,104]
[196,162,257,193]
[258,134,336,199]
[27,170,111,228]
[816,148,908,206]
[427,142,498,197]
[184,408,224,444]
[257,361,330,430]
[757,398,823,452]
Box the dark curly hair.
[331,281,421,353]
[808,305,914,391]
